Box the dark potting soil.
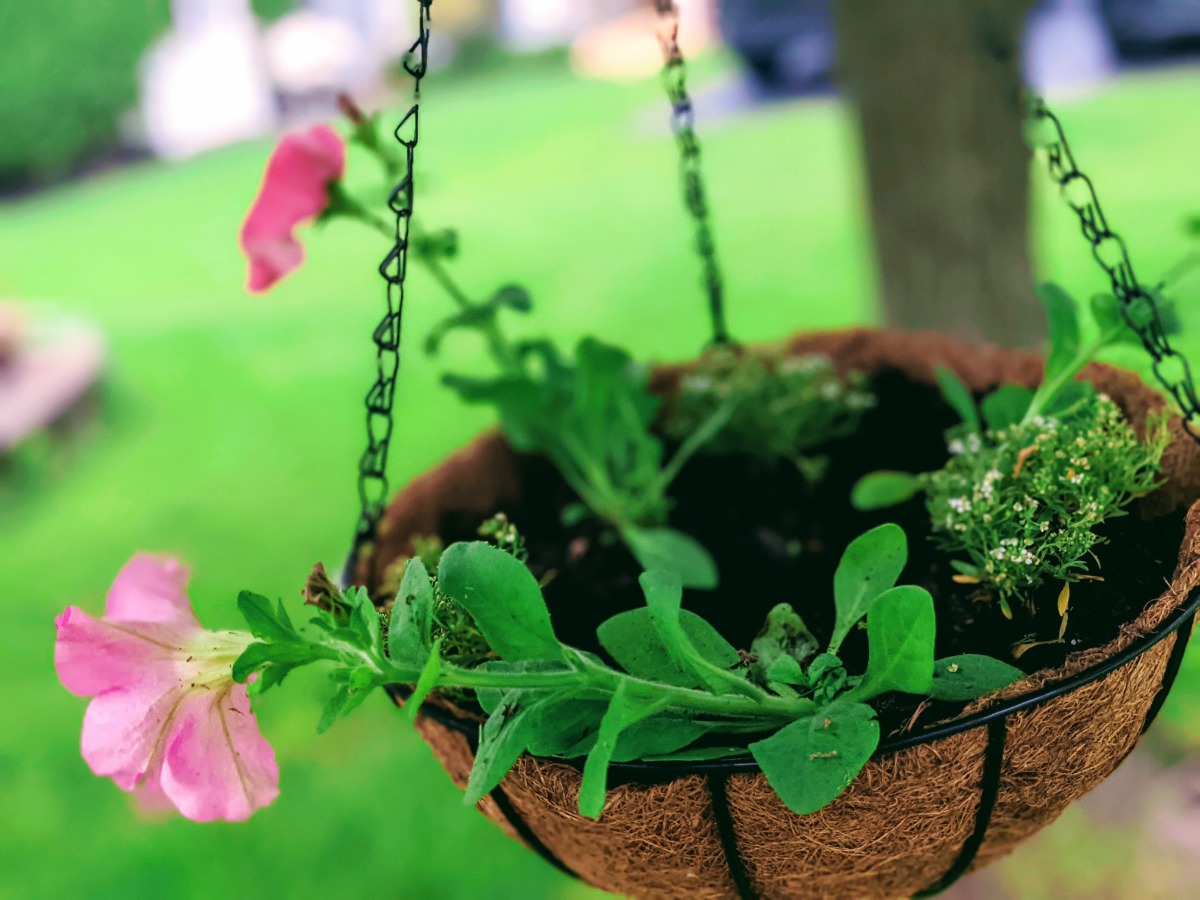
[437,368,1187,739]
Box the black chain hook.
[1030,99,1200,445]
[344,0,433,586]
[654,0,732,347]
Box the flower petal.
[80,679,185,790]
[159,682,279,822]
[55,606,185,697]
[240,124,346,293]
[246,240,304,293]
[133,768,177,818]
[105,555,200,629]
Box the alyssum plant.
[853,284,1171,623]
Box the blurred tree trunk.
[832,0,1042,348]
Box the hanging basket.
[359,328,1200,900]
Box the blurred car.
[716,0,1200,90]
[713,0,834,89]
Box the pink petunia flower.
[54,555,279,822]
[239,124,346,293]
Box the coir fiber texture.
[361,329,1200,899]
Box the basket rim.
[408,583,1200,779]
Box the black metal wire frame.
[401,584,1200,897]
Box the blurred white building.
[141,0,275,160]
[139,0,411,160]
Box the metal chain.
[1030,98,1200,443]
[653,0,731,346]
[345,0,433,583]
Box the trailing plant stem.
[373,651,815,724]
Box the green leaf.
[346,587,383,653]
[237,591,297,643]
[437,542,562,662]
[850,472,922,510]
[578,684,667,819]
[464,690,557,806]
[830,524,907,653]
[981,385,1034,431]
[249,660,292,696]
[232,640,328,684]
[405,638,443,724]
[934,365,980,433]
[852,585,936,700]
[750,603,819,683]
[489,284,533,312]
[1091,292,1128,337]
[930,654,1024,701]
[389,558,435,665]
[765,654,807,686]
[441,375,547,451]
[750,700,879,815]
[1037,283,1082,382]
[807,652,850,704]
[525,695,606,758]
[638,570,754,697]
[612,715,713,762]
[597,607,738,688]
[410,228,458,260]
[623,526,719,591]
[1042,380,1096,418]
[317,683,372,734]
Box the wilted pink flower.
[54,555,279,822]
[240,124,346,293]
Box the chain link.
[1030,99,1200,443]
[345,0,433,582]
[654,0,731,346]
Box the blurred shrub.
[0,2,172,189]
[252,0,294,21]
[0,1,300,189]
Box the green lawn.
[2,55,1199,899]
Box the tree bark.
[832,0,1042,348]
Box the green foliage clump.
[0,2,171,187]
[664,347,875,480]
[235,525,1020,818]
[925,394,1167,614]
[854,283,1172,618]
[405,232,733,589]
[331,125,737,590]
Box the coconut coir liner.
[361,329,1200,899]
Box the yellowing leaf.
[952,574,981,585]
[1057,583,1070,617]
[1012,642,1037,660]
[1013,444,1039,478]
